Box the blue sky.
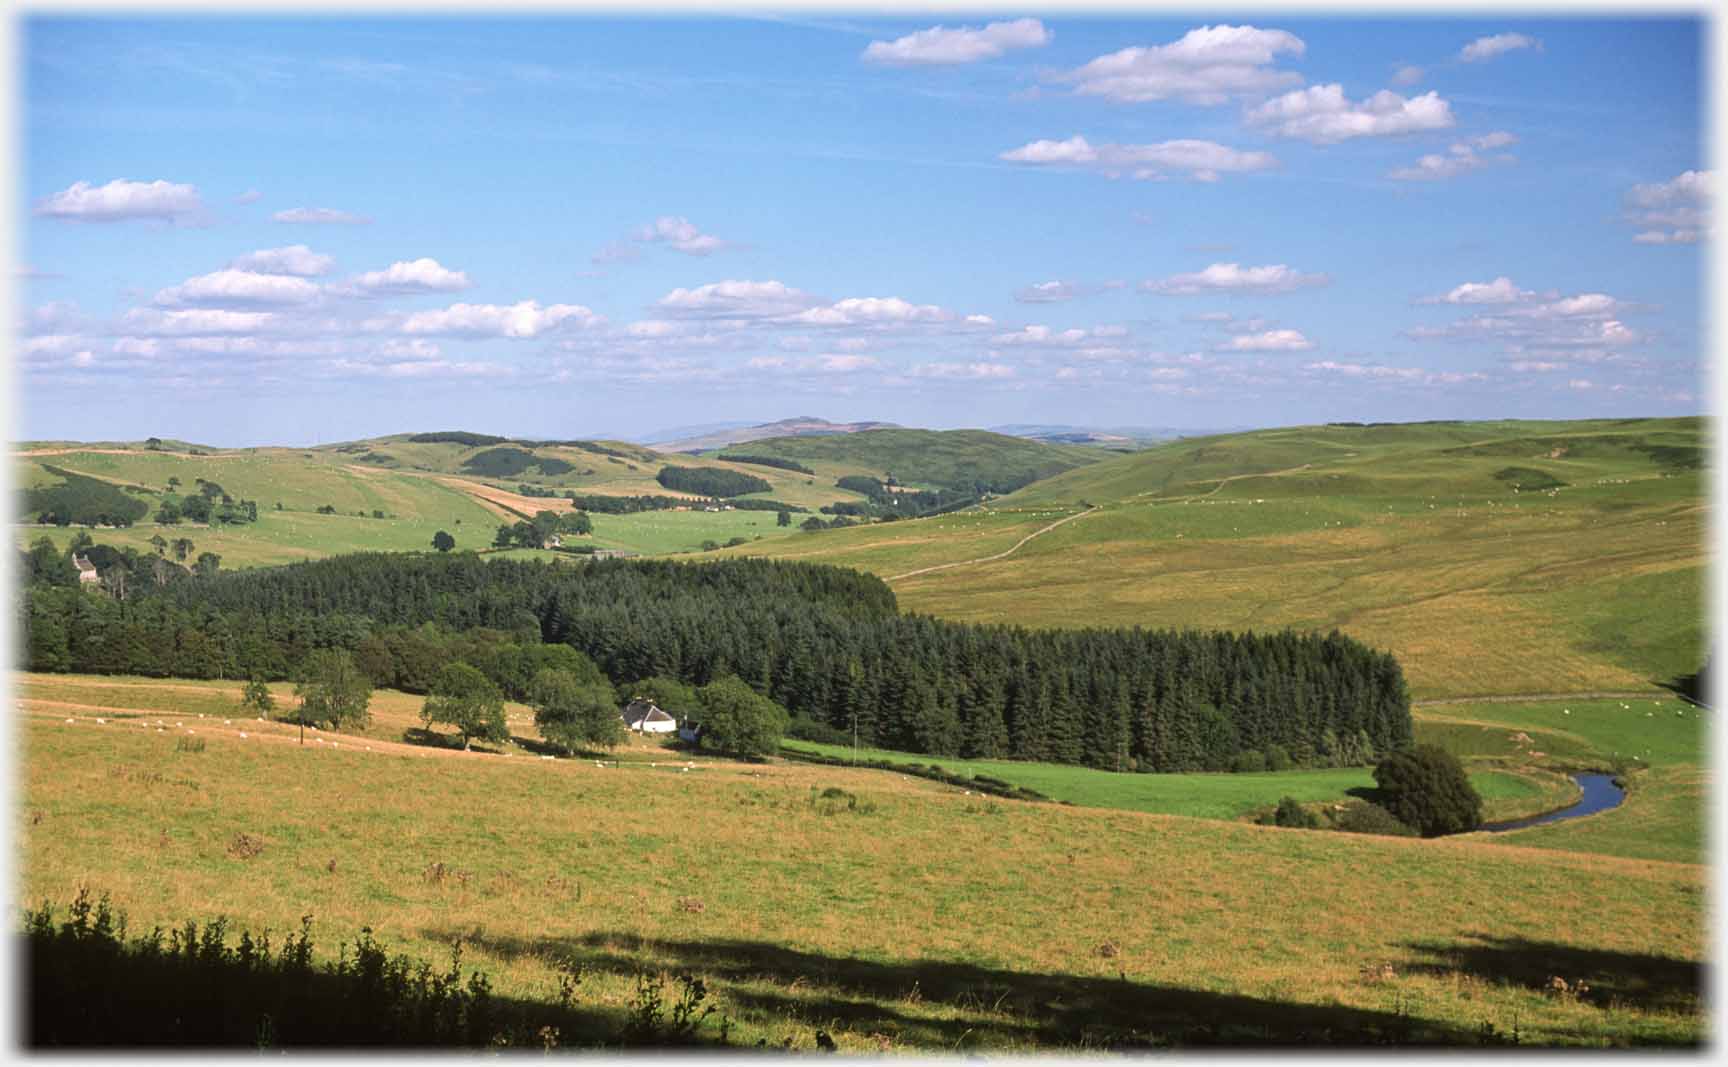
[16,13,1710,445]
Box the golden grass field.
[14,672,1708,1048]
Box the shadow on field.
[1401,934,1704,1018]
[440,929,1485,1048]
[400,727,506,755]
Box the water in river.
[1480,773,1624,833]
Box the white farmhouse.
[621,698,677,734]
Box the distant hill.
[988,424,1236,447]
[712,427,1104,493]
[655,416,901,454]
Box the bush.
[1230,749,1267,773]
[1332,802,1418,837]
[1270,796,1318,829]
[1265,744,1293,772]
[1372,744,1483,837]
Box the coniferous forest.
[18,551,1412,771]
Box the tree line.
[654,466,772,498]
[19,551,1411,772]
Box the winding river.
[1479,773,1625,833]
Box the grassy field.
[1410,696,1707,865]
[736,418,1706,701]
[16,671,1705,1048]
[700,428,1104,491]
[14,445,830,563]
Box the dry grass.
[16,675,1706,1048]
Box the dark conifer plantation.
[19,552,1412,771]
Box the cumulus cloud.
[153,269,323,308]
[1014,281,1080,303]
[1388,131,1517,181]
[1224,328,1314,352]
[228,245,335,277]
[273,206,372,225]
[634,216,730,256]
[1459,33,1541,63]
[862,17,1049,66]
[402,300,601,338]
[656,280,820,319]
[1057,24,1305,105]
[1143,262,1329,295]
[330,358,513,379]
[1247,85,1455,144]
[36,179,203,223]
[351,258,473,295]
[1423,276,1537,305]
[1000,135,1278,182]
[992,324,1092,346]
[786,296,953,327]
[1624,170,1712,244]
[1409,284,1647,355]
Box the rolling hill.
[703,427,1105,492]
[733,417,1707,702]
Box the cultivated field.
[15,672,1707,1048]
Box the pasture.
[741,419,1705,702]
[16,672,1705,1048]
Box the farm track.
[886,506,1099,582]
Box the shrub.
[1265,744,1294,772]
[1271,796,1319,829]
[1332,802,1418,837]
[1372,744,1484,837]
[1230,749,1267,773]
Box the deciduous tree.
[422,662,508,750]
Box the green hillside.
[703,428,1105,491]
[735,417,1707,701]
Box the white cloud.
[1388,131,1517,181]
[862,17,1049,66]
[634,216,730,256]
[1392,65,1424,86]
[1224,328,1313,351]
[1000,135,1277,182]
[1143,262,1329,295]
[1247,85,1455,144]
[351,257,472,295]
[1624,170,1712,244]
[153,269,322,308]
[273,206,372,225]
[624,319,691,338]
[1425,276,1536,304]
[229,245,335,277]
[1632,229,1701,245]
[402,300,602,338]
[330,359,513,379]
[121,308,284,336]
[1304,360,1486,385]
[1057,24,1305,105]
[36,178,203,223]
[1014,281,1080,303]
[656,280,819,318]
[993,324,1091,346]
[911,361,1016,379]
[1459,33,1541,63]
[786,296,952,327]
